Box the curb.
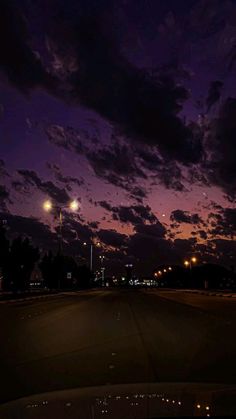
[0,288,99,305]
[0,293,62,304]
[183,290,236,299]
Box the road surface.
[1,288,236,404]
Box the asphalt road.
[1,288,236,404]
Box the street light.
[191,257,197,264]
[83,241,101,271]
[99,255,105,287]
[43,200,52,212]
[184,260,190,267]
[43,199,79,253]
[69,200,79,211]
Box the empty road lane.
[1,288,236,404]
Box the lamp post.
[184,257,197,269]
[83,241,101,272]
[184,257,197,288]
[43,199,79,289]
[43,199,79,253]
[99,255,105,287]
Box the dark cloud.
[0,185,11,211]
[208,207,236,237]
[47,162,84,188]
[170,209,203,225]
[129,186,147,202]
[87,141,146,181]
[0,212,58,250]
[154,163,186,192]
[57,11,201,164]
[11,180,30,195]
[205,98,236,200]
[97,229,128,247]
[61,213,94,243]
[0,1,57,93]
[137,147,186,191]
[0,159,9,178]
[199,229,208,240]
[128,233,171,262]
[206,80,223,112]
[112,204,157,225]
[134,221,166,238]
[98,201,157,225]
[45,125,86,154]
[173,237,197,259]
[98,200,113,212]
[2,0,203,166]
[88,221,100,229]
[18,169,71,204]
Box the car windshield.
[0,0,236,417]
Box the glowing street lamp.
[191,257,197,264]
[43,199,79,253]
[69,200,79,211]
[184,260,190,267]
[168,267,172,271]
[43,200,52,212]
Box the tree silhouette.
[0,225,10,290]
[39,251,55,289]
[9,237,39,291]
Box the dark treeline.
[154,264,236,290]
[0,226,91,291]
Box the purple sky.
[0,0,236,274]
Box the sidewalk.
[0,290,61,304]
[0,288,99,304]
[178,289,236,298]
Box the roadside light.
[43,200,52,212]
[158,271,162,275]
[191,256,197,263]
[154,272,158,277]
[168,267,172,271]
[83,242,87,246]
[163,269,167,273]
[184,260,190,267]
[69,200,79,211]
[197,404,201,409]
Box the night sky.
[0,0,236,274]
